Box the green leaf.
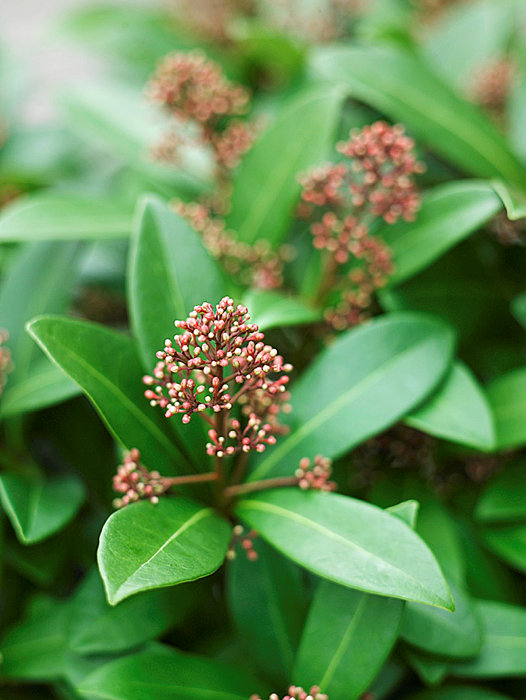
[451,600,526,677]
[98,497,231,605]
[491,180,526,221]
[0,472,85,545]
[476,460,526,523]
[482,524,526,574]
[77,644,263,700]
[404,648,449,687]
[242,289,322,331]
[68,567,196,654]
[27,315,185,470]
[0,242,80,413]
[62,82,209,198]
[387,499,420,529]
[1,359,80,417]
[227,538,306,685]
[250,313,455,482]
[0,596,69,681]
[423,0,516,91]
[511,290,526,329]
[380,181,502,287]
[405,361,495,451]
[227,86,344,245]
[402,578,482,659]
[235,489,454,610]
[0,192,133,241]
[369,474,466,585]
[310,45,526,186]
[129,195,225,369]
[294,581,404,700]
[408,686,511,700]
[487,367,526,450]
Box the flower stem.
[224,476,299,500]
[164,472,218,488]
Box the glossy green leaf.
[0,360,80,416]
[380,181,502,287]
[311,45,526,186]
[0,472,85,544]
[476,460,526,523]
[0,596,69,681]
[404,648,449,687]
[294,581,403,700]
[227,86,344,245]
[68,567,196,654]
[129,195,225,368]
[235,489,454,610]
[227,538,306,685]
[78,644,263,700]
[27,316,185,470]
[452,600,526,677]
[405,361,495,451]
[369,474,466,584]
[402,578,482,659]
[408,686,511,700]
[387,499,420,529]
[250,313,455,482]
[0,242,80,413]
[242,289,322,331]
[0,192,133,241]
[482,524,526,574]
[491,180,526,221]
[487,367,526,450]
[98,497,231,604]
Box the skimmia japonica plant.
[2,1,526,699]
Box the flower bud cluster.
[296,455,336,492]
[172,200,287,290]
[144,297,292,457]
[226,524,258,562]
[149,50,256,172]
[469,57,515,122]
[112,449,169,508]
[0,329,11,395]
[299,121,423,330]
[251,687,328,700]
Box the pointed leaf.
[68,567,196,654]
[402,578,482,659]
[227,86,344,245]
[487,367,526,450]
[0,242,80,413]
[482,524,526,574]
[98,497,231,604]
[129,195,225,369]
[405,361,495,451]
[27,315,185,469]
[0,191,133,241]
[250,313,455,482]
[0,472,85,544]
[476,460,526,523]
[242,289,322,331]
[294,581,403,700]
[77,644,264,700]
[227,538,306,685]
[452,600,526,677]
[1,359,80,416]
[0,596,69,681]
[311,45,526,186]
[380,181,502,287]
[235,489,454,610]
